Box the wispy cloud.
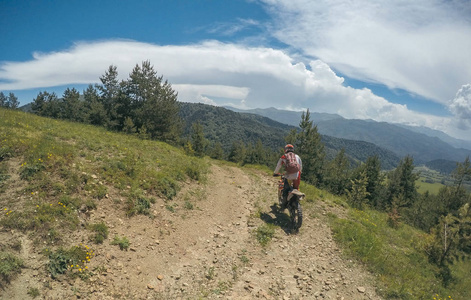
[206,18,261,36]
[261,0,471,104]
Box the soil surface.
[1,163,382,299]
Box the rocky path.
[1,163,381,299]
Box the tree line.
[29,61,181,143]
[183,120,279,167]
[0,92,19,109]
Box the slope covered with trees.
[227,106,471,165]
[180,102,399,170]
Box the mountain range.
[180,103,400,169]
[225,106,471,166]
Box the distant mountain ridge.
[225,106,343,125]
[396,124,471,150]
[224,106,471,165]
[181,103,400,169]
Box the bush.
[125,188,154,216]
[0,251,24,284]
[111,235,130,251]
[47,245,92,279]
[19,162,45,180]
[255,224,275,246]
[47,250,70,278]
[88,222,109,244]
[27,287,40,298]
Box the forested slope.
[180,102,399,169]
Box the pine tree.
[191,121,206,157]
[346,170,370,209]
[96,65,121,130]
[326,148,350,195]
[83,85,107,126]
[0,92,6,107]
[210,142,225,160]
[6,93,19,109]
[124,61,181,142]
[122,117,137,134]
[62,88,84,121]
[295,109,326,186]
[31,91,61,118]
[358,155,384,208]
[229,140,246,164]
[386,155,419,209]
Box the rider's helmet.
[284,144,294,153]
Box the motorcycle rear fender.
[287,189,305,201]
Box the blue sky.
[1,0,471,140]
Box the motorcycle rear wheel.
[288,200,303,231]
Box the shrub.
[0,251,24,284]
[156,176,179,199]
[111,235,130,251]
[47,245,92,279]
[255,224,275,246]
[47,250,69,278]
[88,222,109,244]
[125,191,154,216]
[27,287,40,298]
[184,200,194,210]
[19,162,45,180]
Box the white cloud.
[0,39,467,139]
[205,18,261,36]
[261,0,471,105]
[449,84,471,130]
[174,84,250,105]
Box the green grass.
[416,177,444,195]
[327,207,468,299]
[47,244,94,279]
[255,224,276,246]
[0,251,24,285]
[27,287,40,298]
[111,235,130,251]
[0,108,208,245]
[88,222,109,244]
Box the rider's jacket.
[273,153,302,180]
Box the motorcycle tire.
[288,200,303,231]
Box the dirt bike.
[274,174,304,232]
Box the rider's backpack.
[284,152,300,174]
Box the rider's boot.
[281,189,288,210]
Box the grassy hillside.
[0,108,207,262]
[1,108,469,299]
[327,204,470,299]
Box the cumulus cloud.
[261,0,471,104]
[449,84,471,129]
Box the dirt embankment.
[1,163,381,300]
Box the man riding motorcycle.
[273,144,302,209]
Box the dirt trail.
[1,163,381,299]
